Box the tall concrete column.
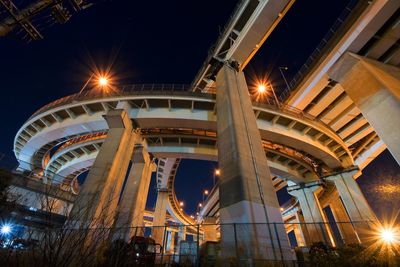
[203,217,218,242]
[329,196,360,244]
[152,189,169,245]
[329,53,400,165]
[168,231,176,253]
[216,63,294,262]
[112,138,155,241]
[68,109,136,231]
[288,183,333,245]
[293,211,308,247]
[325,168,377,243]
[175,226,186,255]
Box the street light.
[257,84,266,94]
[213,169,221,186]
[257,82,280,108]
[179,201,184,207]
[98,76,108,87]
[380,228,395,243]
[202,189,209,203]
[1,224,12,235]
[79,73,111,94]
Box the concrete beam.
[329,52,400,165]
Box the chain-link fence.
[0,220,399,267]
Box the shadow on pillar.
[324,167,379,244]
[66,109,137,245]
[216,63,295,263]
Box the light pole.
[79,74,110,94]
[202,189,209,203]
[213,169,220,186]
[79,74,94,94]
[268,82,280,108]
[197,203,203,214]
[179,201,184,212]
[258,83,280,108]
[279,66,290,92]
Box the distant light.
[98,76,109,87]
[381,229,395,243]
[257,84,267,94]
[198,203,202,208]
[1,224,12,235]
[215,169,221,176]
[204,190,209,195]
[179,201,184,207]
[280,207,284,212]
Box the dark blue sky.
[1,0,399,219]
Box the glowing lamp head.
[179,201,184,207]
[204,190,209,195]
[1,224,12,235]
[98,77,108,87]
[257,84,267,94]
[215,169,221,176]
[381,229,395,243]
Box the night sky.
[1,0,399,219]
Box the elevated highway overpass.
[9,0,400,262]
[13,88,352,226]
[282,0,400,168]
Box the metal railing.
[279,0,361,102]
[0,153,77,194]
[0,221,397,267]
[29,84,193,119]
[252,100,348,145]
[27,85,342,147]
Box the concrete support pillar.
[112,138,156,241]
[216,63,294,262]
[168,231,176,254]
[152,189,169,245]
[68,109,136,232]
[325,168,377,243]
[329,196,360,244]
[176,226,186,255]
[288,183,333,245]
[329,53,400,165]
[293,211,308,247]
[202,217,218,242]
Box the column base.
[219,200,296,263]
